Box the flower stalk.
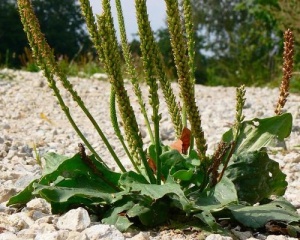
[275,29,294,115]
[110,87,140,173]
[98,0,155,183]
[165,0,207,163]
[115,0,154,144]
[134,0,163,184]
[17,0,129,172]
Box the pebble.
[56,207,91,231]
[0,69,299,239]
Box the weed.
[8,0,300,237]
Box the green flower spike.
[165,0,207,163]
[97,0,155,183]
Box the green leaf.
[8,152,121,209]
[41,153,121,191]
[7,179,38,206]
[129,183,191,211]
[194,211,218,231]
[160,150,187,178]
[222,113,292,154]
[228,198,300,229]
[42,152,70,175]
[172,169,193,181]
[127,200,170,226]
[191,176,238,212]
[225,151,287,204]
[119,171,149,186]
[32,184,126,214]
[102,199,134,232]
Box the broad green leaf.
[102,199,134,232]
[172,169,193,181]
[42,152,70,175]
[42,153,120,190]
[32,184,127,213]
[222,113,292,154]
[119,171,149,187]
[194,211,218,231]
[228,198,300,229]
[7,179,38,206]
[225,151,287,204]
[127,200,169,226]
[191,176,238,212]
[129,183,191,211]
[8,152,121,207]
[126,202,152,217]
[160,150,187,178]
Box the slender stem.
[44,68,107,168]
[115,0,155,144]
[98,1,156,182]
[182,104,187,127]
[18,0,126,172]
[110,87,140,173]
[154,119,162,184]
[165,0,207,162]
[217,141,235,183]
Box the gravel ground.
[0,68,299,240]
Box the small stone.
[35,230,69,240]
[82,224,125,240]
[67,231,89,240]
[91,73,108,79]
[2,124,10,130]
[15,175,39,189]
[35,215,54,225]
[160,127,174,141]
[266,236,288,240]
[231,229,252,239]
[139,128,147,138]
[205,234,233,240]
[0,187,17,203]
[56,207,90,231]
[8,212,34,231]
[0,203,15,214]
[128,232,150,240]
[31,222,56,233]
[26,198,51,214]
[33,79,45,88]
[28,210,48,221]
[17,228,36,239]
[5,150,16,160]
[0,232,18,240]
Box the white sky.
[89,0,167,40]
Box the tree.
[0,0,92,67]
[0,0,27,67]
[190,0,284,86]
[32,0,92,59]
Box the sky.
[89,0,167,40]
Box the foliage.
[8,0,300,237]
[31,0,92,58]
[0,0,92,68]
[0,0,27,67]
[190,0,281,86]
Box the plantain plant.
[8,0,300,236]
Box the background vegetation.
[0,0,299,87]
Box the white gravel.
[0,68,299,239]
